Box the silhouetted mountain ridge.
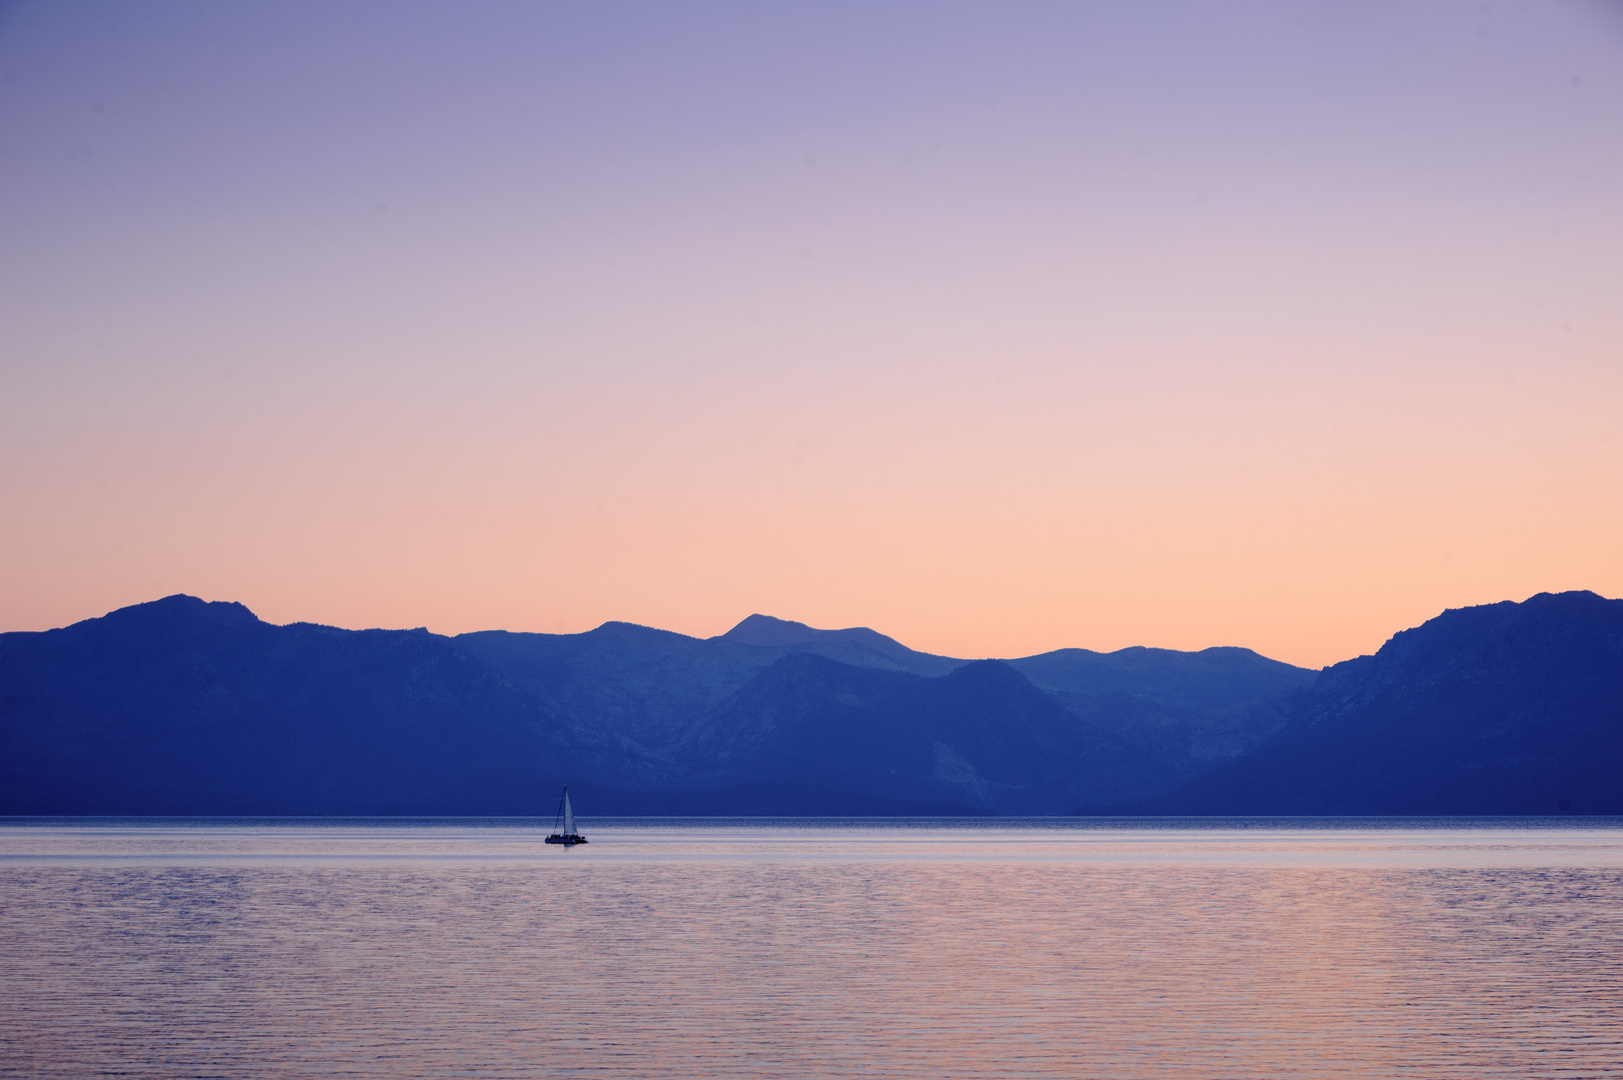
[1007,645,1308,776]
[0,595,581,814]
[1156,591,1623,814]
[715,614,938,667]
[1,596,1307,813]
[670,655,1164,813]
[8,591,1615,814]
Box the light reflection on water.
[3,819,1621,1079]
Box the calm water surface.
[3,818,1621,1079]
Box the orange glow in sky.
[3,3,1620,667]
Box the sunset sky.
[2,1,1620,668]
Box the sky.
[2,1,1620,668]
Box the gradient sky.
[2,1,1620,667]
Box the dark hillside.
[0,595,579,814]
[673,655,1164,814]
[23,592,1564,817]
[1007,646,1313,777]
[1157,592,1623,814]
[715,614,960,674]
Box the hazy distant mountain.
[1007,647,1310,778]
[455,615,1307,793]
[451,613,960,766]
[1156,591,1623,814]
[669,654,1164,813]
[10,590,1616,815]
[715,614,958,674]
[1,595,1315,814]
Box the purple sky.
[3,1,1621,665]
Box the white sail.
[562,789,575,835]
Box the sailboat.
[545,785,587,846]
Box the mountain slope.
[1156,591,1623,814]
[1,596,1316,814]
[671,655,1165,814]
[715,614,959,674]
[455,616,1303,784]
[0,595,582,814]
[452,613,962,763]
[1007,646,1313,777]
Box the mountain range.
[1,591,1618,815]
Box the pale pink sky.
[2,2,1621,667]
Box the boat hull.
[545,834,587,846]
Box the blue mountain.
[35,590,1611,815]
[0,596,578,814]
[1155,591,1623,814]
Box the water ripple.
[2,821,1621,1078]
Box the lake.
[3,818,1622,1078]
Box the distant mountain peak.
[715,614,919,661]
[94,594,263,629]
[718,614,823,645]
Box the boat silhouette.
[545,785,587,846]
